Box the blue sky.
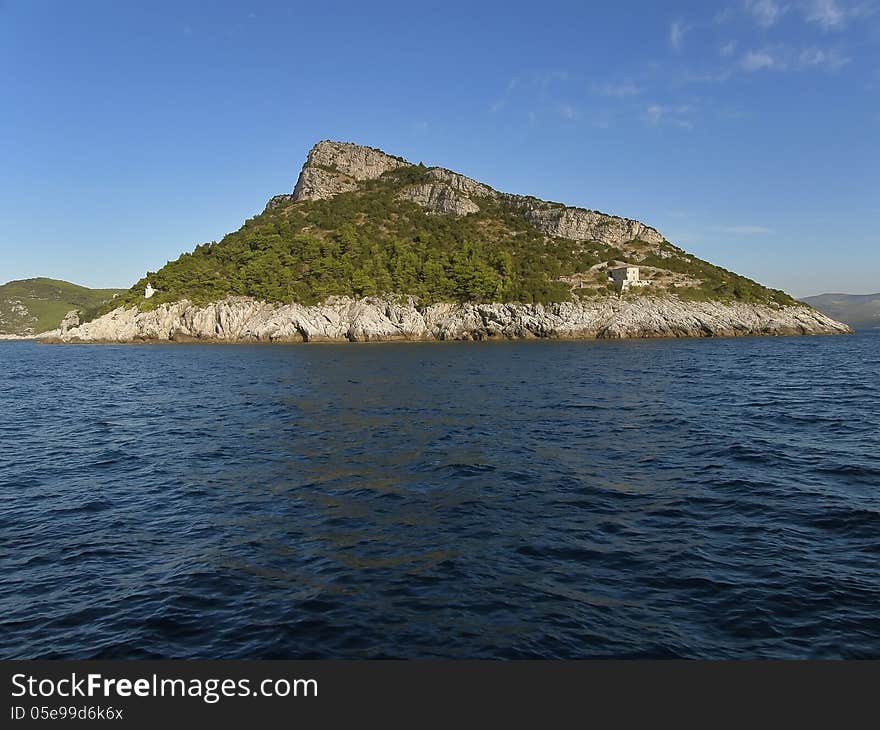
[1,0,877,296]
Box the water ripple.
[1,333,879,659]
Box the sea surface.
[1,332,878,659]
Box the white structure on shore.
[609,264,649,291]
[144,282,156,299]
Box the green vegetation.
[639,249,795,305]
[97,164,795,318]
[0,278,123,334]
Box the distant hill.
[800,293,880,330]
[0,278,124,335]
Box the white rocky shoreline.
[40,295,851,344]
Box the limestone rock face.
[398,183,481,215]
[292,140,408,201]
[59,310,80,335]
[425,168,495,198]
[50,296,851,344]
[266,140,669,249]
[520,206,665,245]
[292,166,358,201]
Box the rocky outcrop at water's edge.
[44,296,851,343]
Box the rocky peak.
[275,139,666,247]
[291,140,409,201]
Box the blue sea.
[1,332,878,659]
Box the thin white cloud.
[646,104,665,124]
[646,104,696,129]
[719,225,775,234]
[741,49,781,71]
[803,0,846,27]
[744,0,789,27]
[669,20,689,51]
[802,0,874,29]
[740,44,850,72]
[798,47,851,69]
[720,40,738,57]
[593,82,643,97]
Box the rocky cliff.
[274,140,665,246]
[50,295,850,343]
[292,140,408,202]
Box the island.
[46,140,850,343]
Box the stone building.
[609,264,649,291]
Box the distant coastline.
[801,292,880,331]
